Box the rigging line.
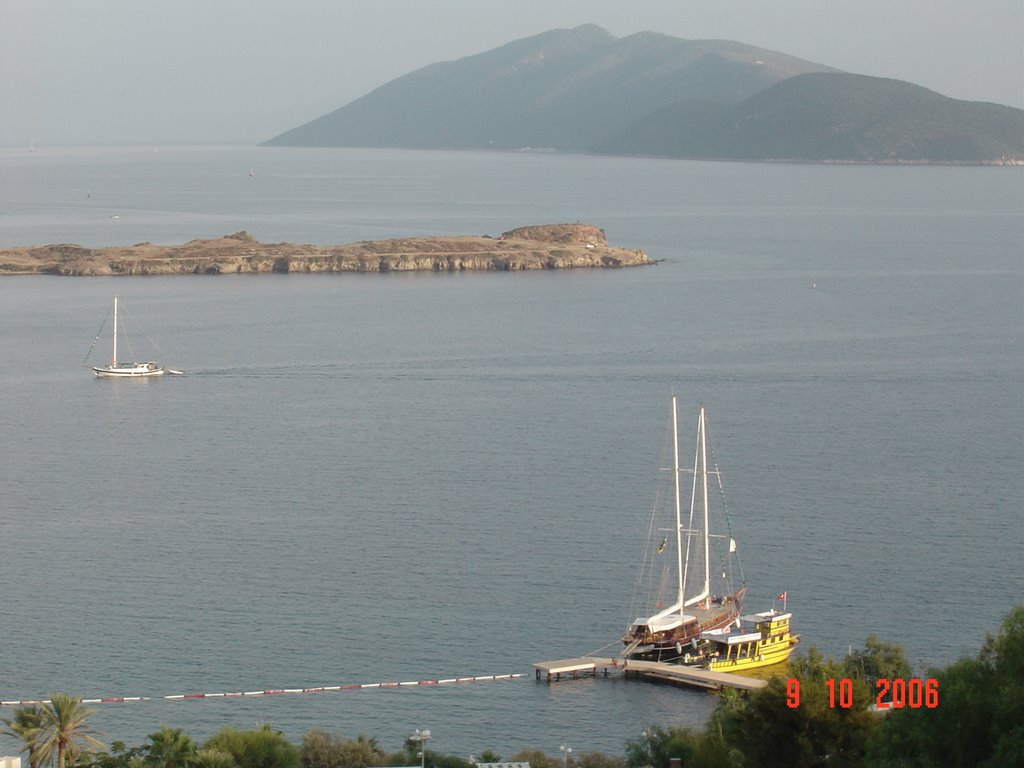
[118,302,140,361]
[629,490,662,621]
[628,417,675,622]
[83,306,113,364]
[655,562,672,610]
[630,428,664,612]
[706,419,745,585]
[82,334,101,365]
[120,301,166,358]
[581,640,621,657]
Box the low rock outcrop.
[0,224,651,275]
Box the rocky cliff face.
[0,225,651,275]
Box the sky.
[1,0,1022,146]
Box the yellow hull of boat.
[705,636,799,673]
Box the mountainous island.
[265,24,1024,164]
[0,224,650,276]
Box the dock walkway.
[533,656,767,692]
[532,657,618,680]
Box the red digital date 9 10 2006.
[784,678,939,709]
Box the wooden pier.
[532,657,619,681]
[533,656,767,692]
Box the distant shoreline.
[0,223,652,276]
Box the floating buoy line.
[1,672,526,707]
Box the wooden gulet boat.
[623,398,747,662]
[622,397,799,672]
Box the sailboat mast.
[672,396,685,608]
[112,296,118,366]
[700,406,711,601]
[683,405,711,609]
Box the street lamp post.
[560,745,572,768]
[411,729,432,768]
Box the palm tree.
[192,749,234,768]
[145,725,197,768]
[37,693,105,768]
[1,704,46,768]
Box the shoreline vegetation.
[3,608,1021,768]
[0,224,651,276]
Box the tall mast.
[700,406,711,602]
[112,296,118,366]
[672,396,685,608]
[683,406,711,608]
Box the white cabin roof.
[635,613,697,633]
[741,611,792,623]
[704,630,762,645]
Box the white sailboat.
[91,296,169,377]
[623,397,746,661]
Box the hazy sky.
[1,0,1022,146]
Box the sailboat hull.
[93,363,165,377]
[625,586,746,661]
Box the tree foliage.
[145,726,198,768]
[864,606,1024,767]
[842,635,912,688]
[425,754,468,768]
[37,694,106,768]
[192,748,235,768]
[74,739,145,768]
[300,729,385,768]
[624,609,1022,768]
[508,749,558,768]
[571,752,626,768]
[723,662,875,768]
[202,725,299,768]
[625,724,735,768]
[627,645,881,768]
[2,704,47,768]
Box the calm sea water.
[0,146,1021,758]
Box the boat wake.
[186,364,353,378]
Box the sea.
[0,145,1021,758]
